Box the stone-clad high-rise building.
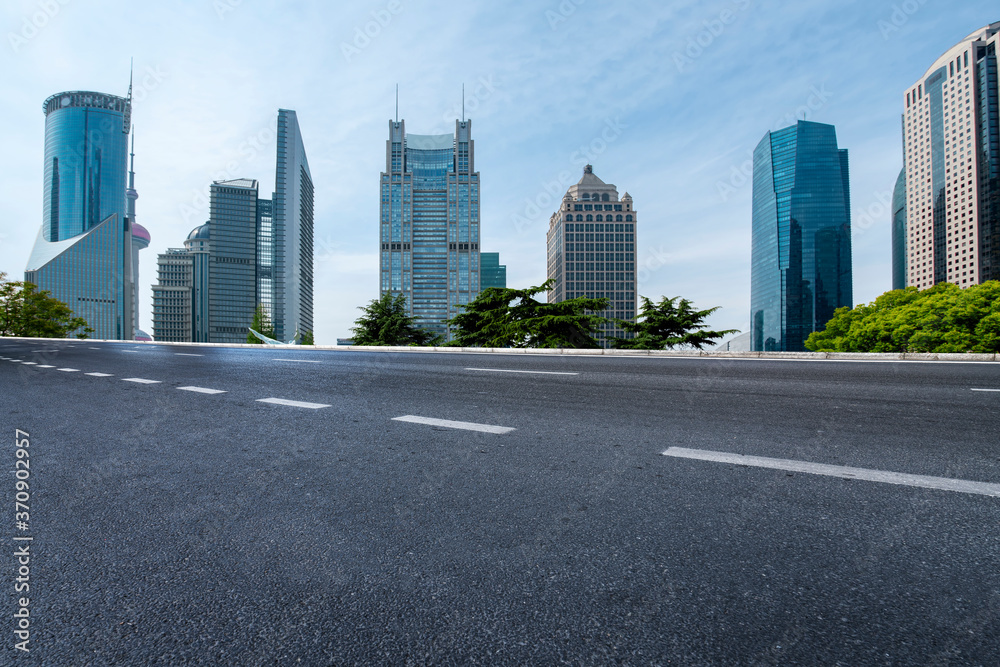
[26,89,134,339]
[380,119,481,339]
[547,165,637,346]
[751,121,852,352]
[901,23,1000,289]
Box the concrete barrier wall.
[4,337,998,362]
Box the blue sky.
[0,0,996,344]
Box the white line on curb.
[465,368,579,376]
[257,397,330,409]
[662,447,1000,498]
[392,415,515,434]
[178,386,227,394]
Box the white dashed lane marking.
[177,386,226,394]
[662,447,1000,498]
[392,415,515,434]
[273,359,322,363]
[37,365,55,369]
[86,373,114,377]
[122,378,161,384]
[257,398,330,409]
[57,368,80,372]
[465,367,579,376]
[971,388,1000,393]
[175,353,204,357]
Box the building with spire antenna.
[126,129,151,339]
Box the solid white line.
[392,415,515,434]
[175,353,204,357]
[273,358,321,363]
[57,368,80,372]
[662,447,1000,498]
[971,388,1000,393]
[257,397,330,409]
[465,367,579,376]
[86,373,114,377]
[122,378,161,384]
[178,386,226,394]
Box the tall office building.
[751,121,853,352]
[902,23,1000,289]
[480,252,507,290]
[126,133,151,339]
[151,248,193,343]
[208,179,260,343]
[268,109,314,340]
[547,165,637,346]
[150,222,211,343]
[891,167,907,290]
[25,89,134,339]
[380,119,480,339]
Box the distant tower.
[380,119,481,339]
[547,165,637,347]
[126,130,151,339]
[751,121,853,352]
[901,23,1000,288]
[26,87,134,339]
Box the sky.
[0,0,997,345]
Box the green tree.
[247,303,275,344]
[300,329,314,345]
[447,281,610,348]
[0,273,93,339]
[351,293,440,346]
[611,295,739,350]
[805,282,1000,353]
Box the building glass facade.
[151,249,193,343]
[902,23,1000,288]
[891,167,907,290]
[547,165,637,347]
[380,120,480,339]
[208,179,259,343]
[270,109,314,341]
[751,121,853,352]
[26,90,134,339]
[480,252,507,290]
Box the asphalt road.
[1,339,999,665]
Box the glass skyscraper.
[380,120,480,339]
[547,166,637,347]
[208,179,260,343]
[751,121,853,352]
[891,167,907,290]
[268,109,314,341]
[480,252,507,290]
[901,23,1000,288]
[25,90,134,339]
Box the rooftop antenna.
[462,83,465,122]
[123,57,134,134]
[395,84,398,122]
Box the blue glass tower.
[891,167,907,290]
[751,121,853,352]
[381,120,480,339]
[26,90,134,340]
